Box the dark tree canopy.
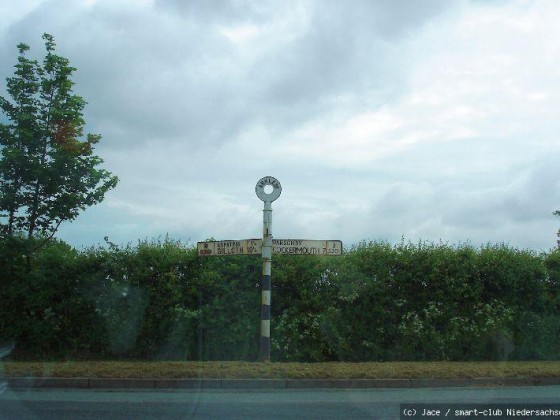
[0,33,118,244]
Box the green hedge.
[1,237,559,361]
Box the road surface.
[1,386,560,419]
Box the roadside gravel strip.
[4,376,560,389]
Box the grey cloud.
[491,159,560,224]
[1,0,456,152]
[156,0,452,38]
[148,0,457,139]
[438,159,560,230]
[3,0,557,252]
[367,156,560,249]
[309,0,452,41]
[154,0,268,24]
[250,0,455,131]
[2,0,254,149]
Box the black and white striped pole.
[255,176,282,362]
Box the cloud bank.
[0,0,558,250]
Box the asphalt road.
[1,386,560,419]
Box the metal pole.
[255,176,281,362]
[260,200,272,362]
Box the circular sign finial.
[255,176,282,202]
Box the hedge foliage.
[1,237,559,361]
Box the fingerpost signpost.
[197,176,342,361]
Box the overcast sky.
[1,0,559,251]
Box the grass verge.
[2,361,560,379]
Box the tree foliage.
[0,33,117,245]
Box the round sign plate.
[255,176,282,202]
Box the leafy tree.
[0,33,117,249]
